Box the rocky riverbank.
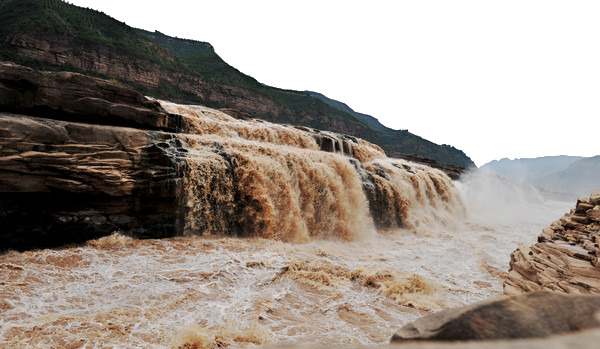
[386,190,600,346]
[504,190,600,294]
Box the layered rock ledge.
[0,62,190,249]
[504,190,600,295]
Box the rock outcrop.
[391,291,600,342]
[0,62,181,131]
[386,151,467,180]
[0,62,188,250]
[504,190,600,295]
[274,329,600,348]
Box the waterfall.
[159,101,464,241]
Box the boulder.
[588,208,600,222]
[391,291,600,342]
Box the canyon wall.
[0,62,188,249]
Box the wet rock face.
[0,113,188,250]
[0,63,189,250]
[391,291,600,342]
[504,190,600,295]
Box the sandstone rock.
[570,214,590,224]
[391,291,600,342]
[0,62,181,131]
[0,113,188,250]
[0,62,203,250]
[271,329,600,348]
[505,191,600,295]
[219,108,253,121]
[588,208,600,222]
[386,151,466,180]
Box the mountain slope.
[0,0,474,167]
[307,91,389,132]
[307,91,474,167]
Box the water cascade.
[159,101,465,242]
[1,82,574,348]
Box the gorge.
[2,62,598,348]
[1,1,599,347]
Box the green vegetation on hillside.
[0,0,176,68]
[0,0,475,167]
[138,29,263,90]
[135,30,368,129]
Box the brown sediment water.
[169,101,465,241]
[0,101,574,348]
[0,236,466,348]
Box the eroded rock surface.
[0,62,190,250]
[0,112,187,249]
[391,291,600,342]
[504,190,600,294]
[0,62,181,130]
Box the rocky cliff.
[0,62,189,249]
[0,0,474,168]
[504,190,600,294]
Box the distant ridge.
[481,156,584,180]
[0,0,474,168]
[481,155,600,197]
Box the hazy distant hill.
[536,156,600,197]
[481,156,600,197]
[0,0,474,167]
[481,156,584,180]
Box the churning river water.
[0,102,573,348]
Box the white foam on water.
[0,101,575,348]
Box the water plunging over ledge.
[0,101,572,348]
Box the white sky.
[67,0,600,166]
